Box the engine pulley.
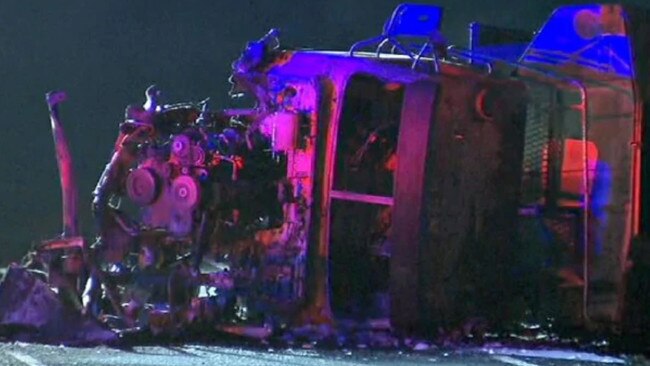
[126,167,159,205]
[172,134,191,159]
[171,175,200,209]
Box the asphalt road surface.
[0,342,644,366]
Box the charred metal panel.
[417,68,527,331]
[584,83,634,268]
[389,80,437,333]
[585,81,635,321]
[626,7,650,236]
[622,7,650,335]
[303,78,336,324]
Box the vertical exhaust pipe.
[46,91,79,238]
[44,92,87,313]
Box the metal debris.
[0,266,116,345]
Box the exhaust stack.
[46,91,79,239]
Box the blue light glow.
[520,5,634,78]
[383,3,443,37]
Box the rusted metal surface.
[418,73,527,330]
[389,80,437,333]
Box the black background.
[0,0,646,264]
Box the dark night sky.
[0,0,646,264]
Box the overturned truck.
[2,3,650,344]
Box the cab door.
[326,75,405,321]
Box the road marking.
[482,347,626,364]
[6,351,47,366]
[492,355,540,366]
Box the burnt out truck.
[2,3,650,344]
